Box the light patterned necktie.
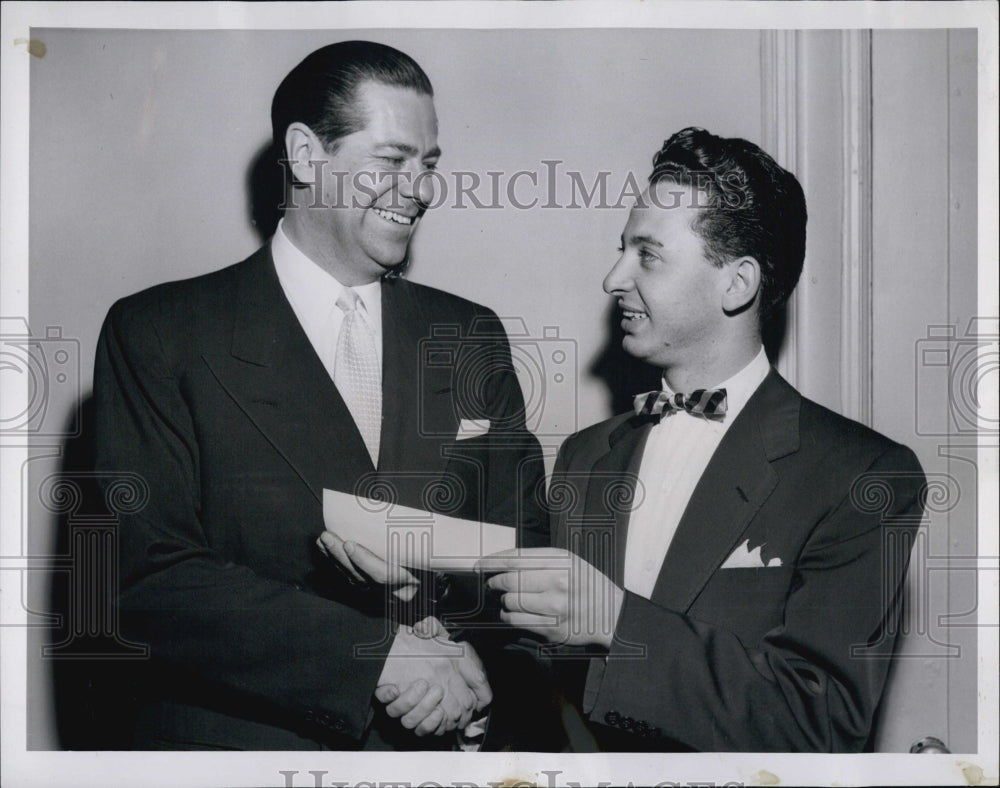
[334,287,382,465]
[633,388,728,422]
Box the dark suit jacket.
[549,370,925,752]
[92,246,546,749]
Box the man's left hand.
[317,531,420,601]
[477,548,624,649]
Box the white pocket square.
[457,418,491,440]
[721,539,783,569]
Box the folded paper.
[323,489,515,571]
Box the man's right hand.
[375,622,492,737]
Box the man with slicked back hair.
[94,41,547,751]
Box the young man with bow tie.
[481,127,927,752]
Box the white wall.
[870,28,979,754]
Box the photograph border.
[2,2,997,786]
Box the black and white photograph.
[1,2,997,786]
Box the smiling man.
[277,78,440,284]
[92,41,545,750]
[483,127,926,752]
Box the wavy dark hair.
[649,127,807,323]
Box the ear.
[721,256,761,313]
[284,122,326,187]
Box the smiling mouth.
[372,207,415,226]
[622,309,648,321]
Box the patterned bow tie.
[633,388,728,422]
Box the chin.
[380,259,409,278]
[622,341,673,372]
[620,336,649,361]
[369,249,408,271]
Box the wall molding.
[839,29,874,426]
[762,30,875,421]
[760,30,801,386]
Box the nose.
[414,168,437,208]
[603,253,633,295]
[398,165,437,210]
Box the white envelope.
[456,418,491,440]
[720,539,783,569]
[322,489,515,571]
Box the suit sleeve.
[561,441,924,752]
[93,301,387,741]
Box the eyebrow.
[375,142,442,159]
[626,234,663,248]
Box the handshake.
[317,531,625,740]
[376,619,491,738]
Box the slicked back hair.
[271,40,434,157]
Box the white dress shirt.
[271,219,382,384]
[623,347,771,599]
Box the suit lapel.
[377,278,454,477]
[581,416,654,583]
[203,248,374,502]
[648,370,800,612]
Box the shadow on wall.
[589,301,661,414]
[47,396,146,749]
[762,303,790,368]
[247,140,285,245]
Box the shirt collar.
[660,346,770,424]
[271,219,381,319]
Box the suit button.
[604,711,621,727]
[634,720,650,738]
[620,716,635,732]
[332,719,347,732]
